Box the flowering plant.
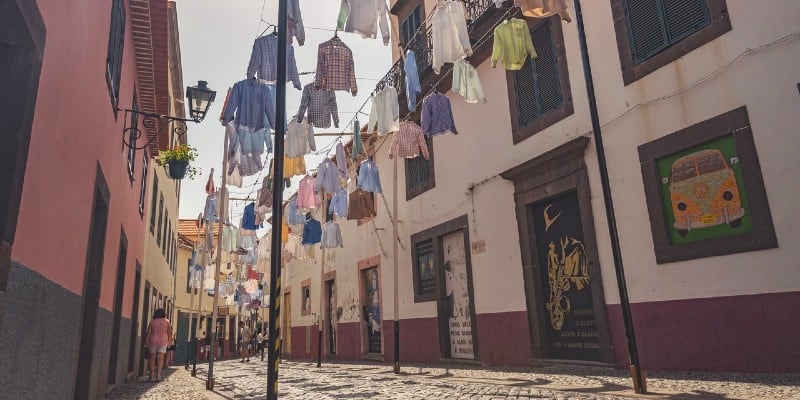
[156,144,200,179]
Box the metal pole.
[185,244,197,370]
[207,130,230,390]
[192,238,208,377]
[317,200,327,368]
[267,0,288,398]
[573,0,645,393]
[392,156,400,373]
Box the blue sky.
[176,0,393,226]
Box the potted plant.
[156,144,199,179]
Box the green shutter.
[625,0,710,64]
[663,0,709,42]
[513,20,562,128]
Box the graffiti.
[545,236,589,331]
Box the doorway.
[325,278,337,355]
[74,169,110,400]
[128,265,141,374]
[282,291,291,357]
[439,230,474,360]
[361,267,381,354]
[139,282,150,375]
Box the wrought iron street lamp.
[119,80,216,150]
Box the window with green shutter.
[624,0,710,64]
[506,17,573,144]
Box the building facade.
[0,0,183,398]
[279,0,799,373]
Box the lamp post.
[572,0,646,393]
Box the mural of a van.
[664,149,745,237]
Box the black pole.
[573,0,646,394]
[316,319,322,368]
[191,336,197,377]
[267,0,288,398]
[393,320,399,372]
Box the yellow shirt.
[491,18,537,71]
[283,155,307,178]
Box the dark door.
[128,266,141,373]
[530,191,600,361]
[362,267,381,354]
[139,282,150,375]
[74,180,110,400]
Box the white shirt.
[285,117,316,157]
[337,0,391,45]
[367,86,399,135]
[432,1,473,74]
[452,59,486,104]
[284,234,308,260]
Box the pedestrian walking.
[239,321,253,362]
[145,308,173,381]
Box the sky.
[175,0,393,226]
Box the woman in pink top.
[145,308,172,381]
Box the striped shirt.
[315,37,358,95]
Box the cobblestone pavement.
[109,359,800,400]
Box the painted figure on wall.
[545,236,589,331]
[658,136,753,244]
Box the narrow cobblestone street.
[107,360,800,400]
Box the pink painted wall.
[12,0,147,319]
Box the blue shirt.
[223,79,277,131]
[301,218,322,245]
[286,197,306,225]
[357,159,383,193]
[404,50,422,111]
[241,203,260,230]
[329,188,348,218]
[314,159,340,194]
[246,34,302,90]
[421,93,458,136]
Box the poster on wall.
[363,267,382,354]
[415,239,436,296]
[443,231,474,360]
[531,191,600,361]
[656,135,752,244]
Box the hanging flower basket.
[168,160,190,179]
[156,144,200,180]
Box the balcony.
[375,0,511,116]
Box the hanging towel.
[491,18,537,71]
[315,37,358,95]
[336,0,391,45]
[246,34,302,90]
[404,50,422,110]
[421,93,458,136]
[431,0,473,74]
[452,59,487,104]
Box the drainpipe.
[392,155,400,373]
[267,0,289,398]
[573,0,646,393]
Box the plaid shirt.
[390,121,430,159]
[297,83,339,128]
[315,37,358,95]
[247,35,302,90]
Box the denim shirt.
[404,50,422,111]
[357,159,383,193]
[222,79,277,132]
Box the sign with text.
[443,231,474,360]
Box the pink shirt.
[147,318,171,347]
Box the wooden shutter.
[513,20,562,127]
[624,0,710,64]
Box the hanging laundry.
[301,217,322,245]
[297,175,320,210]
[281,219,290,242]
[321,221,344,249]
[222,224,239,253]
[283,155,307,178]
[286,197,307,226]
[351,119,364,160]
[492,18,537,70]
[329,187,348,218]
[515,0,571,22]
[315,159,340,194]
[227,161,243,187]
[404,50,422,110]
[222,79,278,176]
[336,0,391,45]
[286,117,316,157]
[431,0,473,74]
[297,83,339,129]
[335,142,348,178]
[368,86,399,135]
[315,37,358,95]
[348,188,377,220]
[421,92,458,136]
[287,0,306,45]
[205,172,216,195]
[242,202,261,230]
[452,59,487,104]
[247,34,302,90]
[203,191,218,223]
[390,121,430,159]
[257,175,273,211]
[357,158,383,193]
[285,234,307,259]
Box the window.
[156,195,164,246]
[127,90,138,179]
[405,137,435,200]
[507,17,573,144]
[400,5,422,44]
[149,175,158,232]
[138,151,148,216]
[300,280,311,316]
[612,0,731,84]
[400,4,430,73]
[411,239,436,301]
[106,0,125,110]
[162,210,169,256]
